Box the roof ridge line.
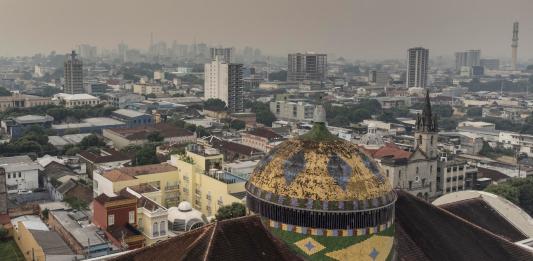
[400,190,525,249]
[203,221,218,261]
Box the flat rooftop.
[50,210,107,247]
[52,117,125,129]
[113,109,147,118]
[0,155,40,172]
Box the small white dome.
[178,201,192,211]
[168,201,207,232]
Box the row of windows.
[446,176,464,182]
[7,172,22,179]
[247,196,395,230]
[445,186,464,192]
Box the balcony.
[204,169,247,184]
[165,184,180,191]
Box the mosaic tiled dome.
[247,123,394,210]
[246,107,397,260]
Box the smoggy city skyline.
[1,0,532,60]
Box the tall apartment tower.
[287,53,327,82]
[204,56,243,112]
[455,50,481,71]
[210,47,232,63]
[406,47,429,88]
[64,50,84,94]
[512,22,519,70]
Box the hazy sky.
[1,0,532,60]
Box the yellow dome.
[248,125,392,203]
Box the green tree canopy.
[204,98,226,112]
[147,131,164,142]
[485,176,533,215]
[230,119,246,130]
[215,202,246,221]
[132,145,159,166]
[466,107,483,118]
[79,134,105,149]
[0,87,11,96]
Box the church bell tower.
[415,90,438,158]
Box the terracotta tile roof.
[210,138,261,156]
[245,127,283,140]
[395,190,533,261]
[111,215,302,261]
[361,143,412,160]
[477,167,511,182]
[107,123,194,141]
[94,193,133,205]
[102,163,177,182]
[119,189,162,212]
[78,148,131,164]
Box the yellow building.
[170,145,247,217]
[93,163,180,207]
[11,215,78,261]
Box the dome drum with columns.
[246,105,397,260]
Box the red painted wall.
[107,203,136,228]
[92,200,107,228]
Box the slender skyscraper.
[406,47,429,88]
[204,55,243,112]
[64,50,84,94]
[512,22,519,70]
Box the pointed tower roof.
[416,89,438,132]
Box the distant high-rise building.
[204,56,243,112]
[228,64,244,112]
[118,42,128,62]
[77,44,97,60]
[512,22,519,70]
[210,47,232,63]
[64,51,84,94]
[368,70,390,86]
[406,47,429,88]
[287,53,327,82]
[455,50,480,71]
[480,59,500,70]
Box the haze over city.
[1,1,533,261]
[1,0,533,60]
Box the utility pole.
[87,238,91,258]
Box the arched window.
[431,136,434,145]
[416,166,419,174]
[160,221,166,236]
[153,222,159,237]
[430,165,433,173]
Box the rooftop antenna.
[500,80,503,97]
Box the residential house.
[92,163,179,207]
[119,187,170,245]
[241,127,284,152]
[48,209,113,257]
[12,215,79,261]
[92,194,145,249]
[0,156,40,193]
[78,148,131,178]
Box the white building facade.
[0,156,40,193]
